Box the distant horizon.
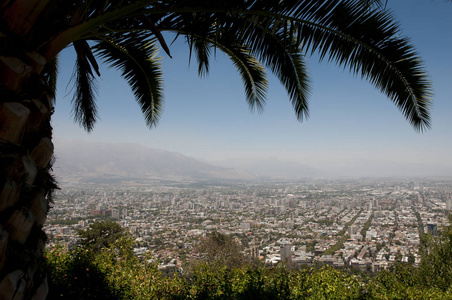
[53,138,452,181]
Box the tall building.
[426,223,437,236]
[446,198,452,211]
[373,199,379,208]
[112,209,120,220]
[280,243,292,263]
[251,246,259,259]
[348,225,359,235]
[249,240,260,259]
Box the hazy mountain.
[210,157,321,179]
[208,156,452,179]
[323,159,452,178]
[52,140,450,184]
[53,140,255,184]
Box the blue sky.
[52,1,452,177]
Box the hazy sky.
[52,1,452,177]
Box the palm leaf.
[141,16,172,58]
[152,0,431,130]
[72,48,98,132]
[73,40,101,76]
[285,1,432,130]
[44,0,162,59]
[192,36,211,78]
[211,41,268,113]
[248,25,311,120]
[93,33,163,128]
[41,55,59,102]
[49,0,431,131]
[157,10,307,118]
[212,17,310,120]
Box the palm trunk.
[0,59,56,300]
[1,1,56,299]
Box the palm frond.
[192,36,211,77]
[49,0,431,131]
[93,33,163,128]
[141,16,172,58]
[253,29,311,121]
[156,9,308,118]
[73,40,101,76]
[42,55,59,102]
[125,16,268,112]
[44,0,162,59]
[213,42,268,113]
[286,1,432,130]
[152,0,431,130]
[224,18,310,120]
[72,48,98,132]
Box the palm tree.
[0,0,431,298]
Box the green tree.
[0,1,432,298]
[77,220,130,254]
[418,215,452,291]
[44,241,452,299]
[45,245,120,300]
[194,231,246,268]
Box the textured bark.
[0,2,56,298]
[0,103,30,143]
[0,71,55,299]
[0,90,55,299]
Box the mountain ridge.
[53,139,256,184]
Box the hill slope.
[53,140,255,184]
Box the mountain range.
[53,140,258,184]
[52,139,450,184]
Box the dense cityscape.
[45,178,452,273]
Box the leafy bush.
[45,245,119,299]
[417,215,452,291]
[45,247,452,300]
[44,221,452,299]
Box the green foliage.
[417,215,452,291]
[292,267,361,299]
[316,219,334,226]
[365,265,446,299]
[414,211,424,235]
[305,240,318,253]
[187,263,235,299]
[45,238,452,300]
[360,213,374,237]
[45,240,180,300]
[77,220,130,253]
[322,235,349,256]
[194,232,247,268]
[45,245,120,299]
[32,0,432,132]
[230,267,269,299]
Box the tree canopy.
[77,220,129,253]
[2,0,431,132]
[195,232,247,268]
[418,215,452,291]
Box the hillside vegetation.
[45,217,452,299]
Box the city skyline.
[51,1,452,177]
[46,178,452,272]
